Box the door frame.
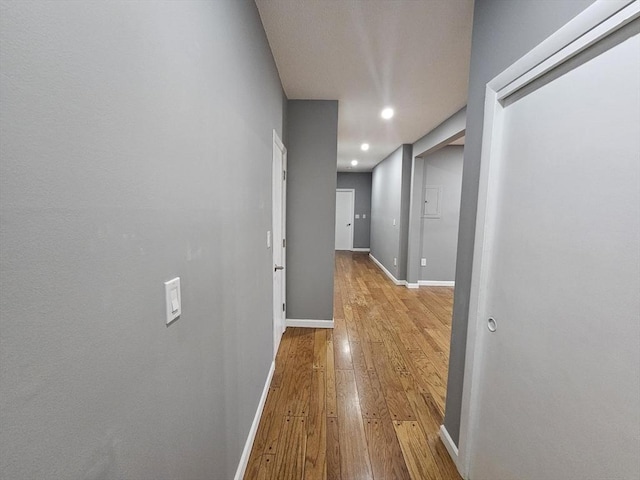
[272,130,287,359]
[456,1,639,477]
[335,188,355,251]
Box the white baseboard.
[368,254,455,289]
[286,318,335,329]
[439,424,462,476]
[368,253,407,286]
[419,280,455,287]
[234,361,276,480]
[352,248,370,253]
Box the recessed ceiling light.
[351,159,358,166]
[381,107,394,119]
[361,143,370,151]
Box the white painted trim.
[368,253,406,286]
[405,280,455,289]
[418,280,455,287]
[351,247,370,253]
[234,360,276,480]
[439,425,461,474]
[490,0,638,99]
[457,1,638,478]
[272,129,287,360]
[285,318,335,329]
[272,128,285,151]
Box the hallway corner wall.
[286,100,339,321]
[370,144,412,281]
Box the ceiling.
[255,0,474,172]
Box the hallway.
[245,252,461,479]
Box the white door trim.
[272,130,287,359]
[335,188,355,250]
[456,1,639,477]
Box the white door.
[272,131,287,358]
[462,6,640,480]
[335,189,354,250]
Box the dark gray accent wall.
[0,1,284,478]
[370,145,412,280]
[286,100,338,320]
[337,172,372,249]
[444,0,597,446]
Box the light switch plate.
[267,230,272,249]
[363,214,366,219]
[393,218,396,226]
[164,277,181,325]
[355,214,360,219]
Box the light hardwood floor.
[244,251,461,480]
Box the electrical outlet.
[363,214,366,219]
[421,258,427,267]
[393,257,397,266]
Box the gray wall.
[408,108,466,284]
[419,146,463,282]
[398,145,413,281]
[0,1,284,479]
[286,100,338,320]
[336,172,372,249]
[370,145,412,280]
[444,0,597,446]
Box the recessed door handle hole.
[487,317,497,332]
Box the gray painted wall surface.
[419,146,463,282]
[444,0,597,446]
[0,1,283,478]
[286,100,338,320]
[408,108,466,283]
[370,145,412,280]
[336,173,372,249]
[398,145,413,281]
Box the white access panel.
[466,24,640,480]
[423,185,442,218]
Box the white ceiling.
[256,0,474,172]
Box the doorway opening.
[335,188,355,250]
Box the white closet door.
[467,24,640,480]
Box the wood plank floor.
[245,251,461,480]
